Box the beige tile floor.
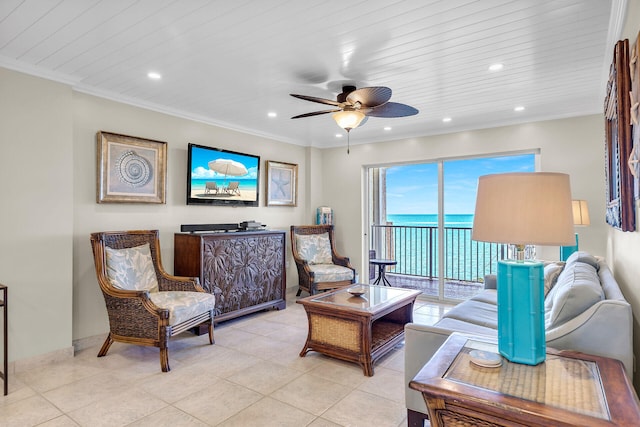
[0,290,453,427]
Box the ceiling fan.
[290,85,418,130]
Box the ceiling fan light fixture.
[332,110,365,131]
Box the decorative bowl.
[469,350,502,368]
[348,286,366,297]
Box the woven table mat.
[444,348,609,419]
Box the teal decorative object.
[472,173,575,365]
[560,233,579,261]
[497,260,545,365]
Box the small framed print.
[96,131,167,204]
[266,160,297,206]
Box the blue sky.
[386,154,535,214]
[190,145,259,180]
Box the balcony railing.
[370,224,508,283]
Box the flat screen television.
[187,143,260,206]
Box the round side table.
[370,259,397,286]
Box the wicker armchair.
[290,225,356,296]
[90,230,215,372]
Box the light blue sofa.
[404,252,633,427]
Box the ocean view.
[376,213,502,282]
[373,154,534,288]
[191,178,257,191]
[387,213,474,228]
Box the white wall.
[320,115,607,278]
[0,64,621,382]
[607,0,640,391]
[0,69,74,363]
[72,92,310,340]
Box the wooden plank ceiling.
[0,0,622,148]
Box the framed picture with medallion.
[96,131,167,204]
[265,160,297,206]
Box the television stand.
[174,230,286,324]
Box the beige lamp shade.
[572,199,590,226]
[332,110,365,131]
[472,172,575,246]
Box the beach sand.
[191,188,257,202]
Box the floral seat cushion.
[295,233,333,264]
[308,264,354,282]
[149,291,216,326]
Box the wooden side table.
[0,284,6,396]
[409,333,640,426]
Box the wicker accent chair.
[90,230,215,372]
[290,225,356,296]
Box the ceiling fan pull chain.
[347,130,350,154]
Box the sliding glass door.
[368,152,535,301]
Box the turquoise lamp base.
[497,260,545,365]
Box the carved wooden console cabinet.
[174,230,286,324]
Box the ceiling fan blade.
[291,109,341,119]
[346,86,392,108]
[365,102,419,118]
[290,93,340,106]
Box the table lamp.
[560,200,590,260]
[472,172,574,365]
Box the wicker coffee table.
[297,284,421,376]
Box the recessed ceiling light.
[147,71,162,80]
[488,63,504,72]
[267,112,277,118]
[384,126,392,131]
[442,117,452,123]
[335,134,343,138]
[514,106,525,112]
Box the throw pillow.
[565,251,599,271]
[295,233,333,264]
[105,243,159,292]
[545,262,604,330]
[543,262,565,297]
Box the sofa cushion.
[565,251,599,271]
[295,233,333,264]
[105,243,159,293]
[149,291,215,325]
[483,274,497,290]
[545,262,604,329]
[434,317,498,337]
[443,300,498,329]
[543,261,565,297]
[308,264,354,282]
[470,289,497,305]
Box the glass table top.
[309,284,416,311]
[444,339,610,420]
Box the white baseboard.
[13,346,74,374]
[72,333,108,352]
[8,333,108,374]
